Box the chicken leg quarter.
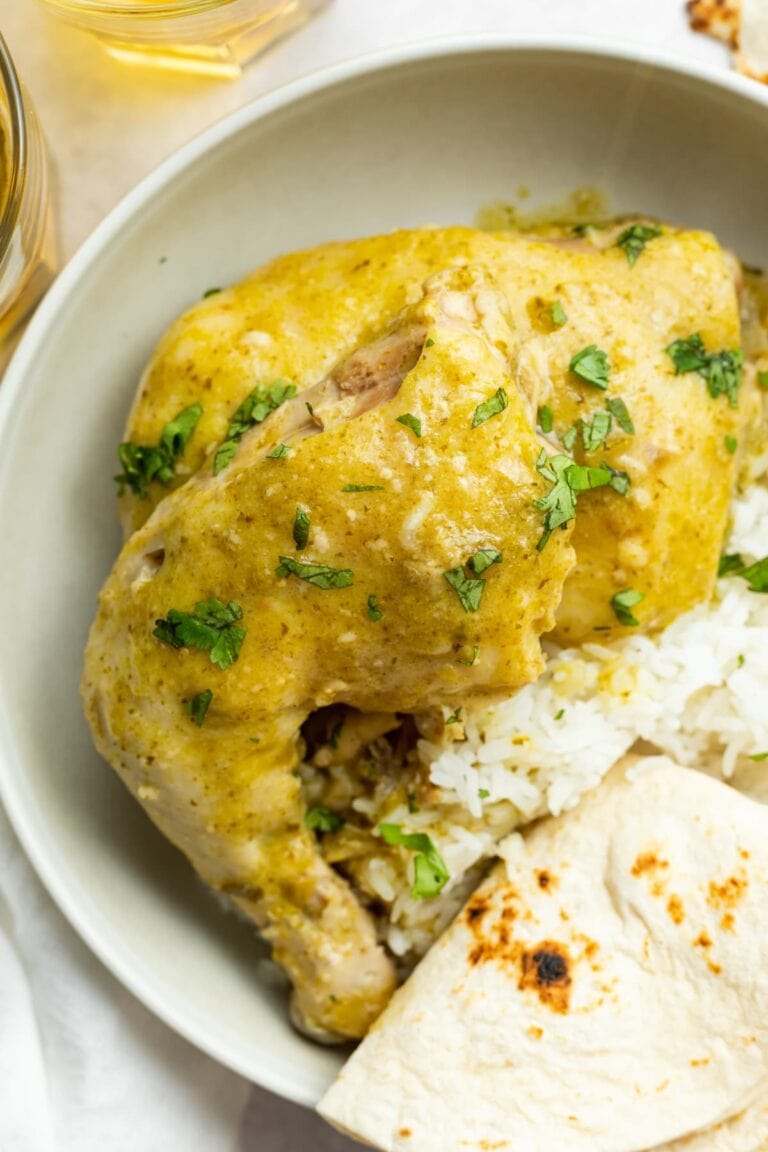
[82,269,575,1040]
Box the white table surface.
[0,1,739,1149]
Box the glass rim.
[40,0,239,14]
[0,35,25,262]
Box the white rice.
[372,478,768,957]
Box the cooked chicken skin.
[120,224,750,642]
[83,270,575,1040]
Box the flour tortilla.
[319,758,768,1152]
[739,0,768,81]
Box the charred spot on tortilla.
[519,941,572,1013]
[707,871,748,909]
[667,894,685,924]
[536,869,556,890]
[631,851,670,877]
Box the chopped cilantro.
[666,333,743,408]
[367,593,383,622]
[739,556,768,593]
[554,708,565,720]
[293,506,310,551]
[425,337,435,348]
[718,553,745,577]
[472,387,508,427]
[758,371,768,390]
[749,751,768,762]
[569,345,610,390]
[724,435,738,454]
[214,380,296,474]
[561,424,578,452]
[186,689,212,727]
[443,567,485,613]
[610,588,645,626]
[478,788,490,799]
[115,402,203,498]
[407,793,419,813]
[396,413,422,438]
[616,224,662,267]
[305,806,345,833]
[154,599,246,670]
[446,707,463,725]
[581,410,612,453]
[606,396,635,434]
[342,483,385,492]
[467,548,503,575]
[378,823,449,900]
[537,404,554,433]
[551,300,567,326]
[276,556,354,589]
[267,443,290,458]
[202,287,222,298]
[457,645,479,667]
[534,451,627,550]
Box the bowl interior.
[0,43,766,1106]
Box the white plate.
[0,37,766,1107]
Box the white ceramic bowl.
[0,37,766,1107]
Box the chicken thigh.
[83,269,575,1040]
[117,224,750,643]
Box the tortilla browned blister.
[688,0,768,82]
[319,757,768,1151]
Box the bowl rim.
[0,32,766,1103]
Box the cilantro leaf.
[214,380,297,474]
[611,588,645,626]
[343,483,384,492]
[267,443,290,459]
[551,300,567,326]
[472,387,508,427]
[160,403,203,460]
[719,553,745,578]
[534,451,628,550]
[202,287,222,298]
[738,556,768,593]
[154,599,246,669]
[606,396,635,434]
[293,506,310,551]
[446,707,462,725]
[561,424,578,452]
[306,806,345,833]
[616,224,662,267]
[467,548,503,575]
[537,404,554,433]
[378,823,449,900]
[276,556,354,589]
[186,689,212,727]
[443,567,485,613]
[758,371,768,390]
[396,413,422,438]
[724,435,738,454]
[666,333,743,408]
[115,403,203,498]
[367,593,383,622]
[581,410,612,453]
[569,345,610,390]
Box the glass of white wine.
[0,34,57,357]
[38,0,329,78]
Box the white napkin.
[0,804,361,1151]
